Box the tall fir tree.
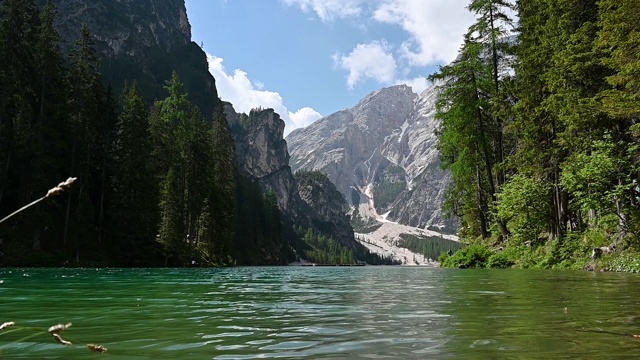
[111,83,159,265]
[207,102,237,264]
[64,24,102,261]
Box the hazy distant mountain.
[287,83,455,233]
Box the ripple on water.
[2,267,640,359]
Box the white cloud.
[284,0,475,67]
[374,0,474,66]
[396,76,430,95]
[290,107,323,129]
[206,54,322,135]
[333,40,397,89]
[281,0,368,21]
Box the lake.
[0,267,639,359]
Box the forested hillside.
[0,1,293,266]
[0,1,398,267]
[435,0,640,269]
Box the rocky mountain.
[224,104,359,250]
[37,0,218,119]
[295,171,355,248]
[287,83,455,233]
[40,0,359,257]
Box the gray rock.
[227,104,359,249]
[287,83,455,232]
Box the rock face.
[227,106,305,220]
[38,0,218,119]
[295,172,355,248]
[225,104,360,249]
[287,83,455,232]
[44,0,361,253]
[38,0,191,56]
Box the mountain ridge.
[287,82,455,233]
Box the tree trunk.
[0,151,11,206]
[616,178,627,242]
[477,166,489,239]
[62,143,77,247]
[489,4,505,187]
[97,163,106,244]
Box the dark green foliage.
[441,244,495,269]
[233,176,288,265]
[295,227,357,265]
[110,83,160,265]
[486,250,516,269]
[397,234,462,261]
[359,247,400,265]
[434,0,640,271]
[0,6,279,267]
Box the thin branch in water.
[87,343,108,353]
[0,322,15,331]
[47,322,72,334]
[52,333,72,346]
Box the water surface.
[0,267,639,359]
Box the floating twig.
[87,343,108,353]
[0,322,15,331]
[52,333,72,346]
[47,322,72,334]
[0,177,77,225]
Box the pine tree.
[64,24,102,260]
[596,0,640,122]
[0,0,44,253]
[28,0,69,250]
[112,83,159,265]
[430,36,495,239]
[150,71,215,264]
[208,102,237,263]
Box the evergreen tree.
[150,71,216,264]
[64,24,102,261]
[430,0,515,241]
[111,83,159,265]
[28,0,69,251]
[596,0,640,122]
[206,102,237,263]
[509,0,564,239]
[430,36,495,239]
[158,167,184,265]
[0,0,45,254]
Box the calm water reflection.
[0,267,639,359]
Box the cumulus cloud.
[285,0,474,67]
[333,40,397,89]
[374,0,474,66]
[290,107,323,129]
[396,76,430,95]
[281,0,368,21]
[206,54,322,135]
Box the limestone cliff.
[44,0,361,255]
[37,0,218,118]
[295,171,355,248]
[287,84,455,233]
[225,104,359,249]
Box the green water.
[0,267,639,359]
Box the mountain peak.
[287,84,454,232]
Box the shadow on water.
[0,267,640,359]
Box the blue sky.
[185,0,477,135]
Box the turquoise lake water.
[1,267,640,359]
